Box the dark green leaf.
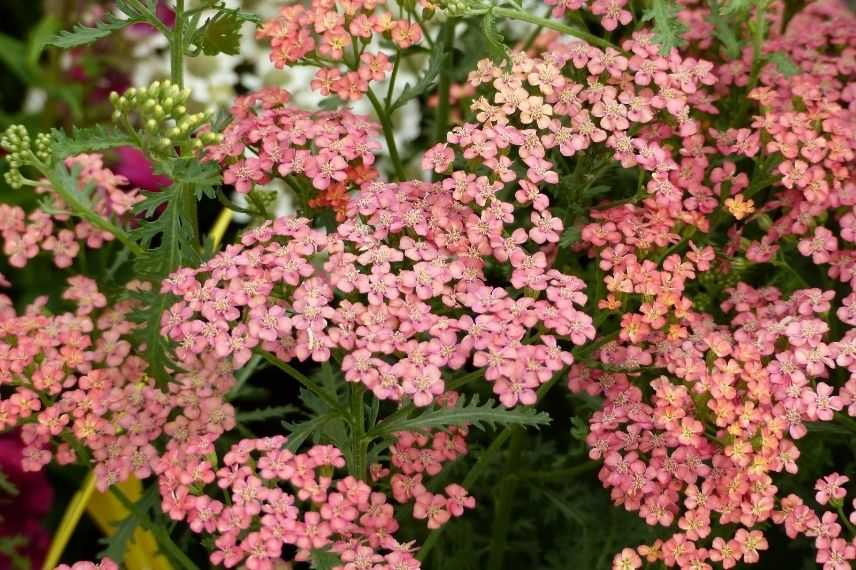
[127,287,178,388]
[154,158,220,199]
[196,11,245,56]
[707,0,741,58]
[559,225,582,248]
[283,413,341,452]
[310,548,342,570]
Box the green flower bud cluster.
[0,125,52,189]
[434,0,477,17]
[109,80,221,153]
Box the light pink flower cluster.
[457,32,714,218]
[256,0,422,101]
[542,0,633,31]
[156,435,432,569]
[740,1,856,278]
[0,275,236,491]
[0,154,141,268]
[168,82,593,407]
[208,88,381,219]
[550,2,856,566]
[573,282,856,567]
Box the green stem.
[836,502,856,537]
[366,87,406,180]
[258,350,341,411]
[350,384,368,480]
[493,7,620,51]
[432,19,455,147]
[170,0,185,89]
[487,427,523,570]
[110,486,200,570]
[385,52,401,109]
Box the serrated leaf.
[154,158,220,200]
[707,0,741,59]
[51,125,136,158]
[127,287,178,388]
[283,413,341,452]
[236,405,299,423]
[310,548,342,570]
[98,485,159,563]
[389,46,447,113]
[559,226,582,248]
[482,9,508,60]
[641,0,688,55]
[196,11,244,56]
[767,52,800,77]
[131,181,204,278]
[373,394,551,437]
[49,15,138,48]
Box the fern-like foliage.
[49,0,159,48]
[642,0,688,54]
[373,394,551,437]
[51,125,135,157]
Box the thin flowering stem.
[350,384,369,480]
[258,350,343,411]
[492,7,621,51]
[835,502,856,537]
[432,19,455,147]
[385,51,401,109]
[366,87,406,180]
[170,0,185,89]
[109,486,200,570]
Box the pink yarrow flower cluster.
[208,88,381,219]
[156,431,473,569]
[168,84,593,409]
[0,154,141,268]
[256,0,422,101]
[0,275,236,492]
[549,2,856,566]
